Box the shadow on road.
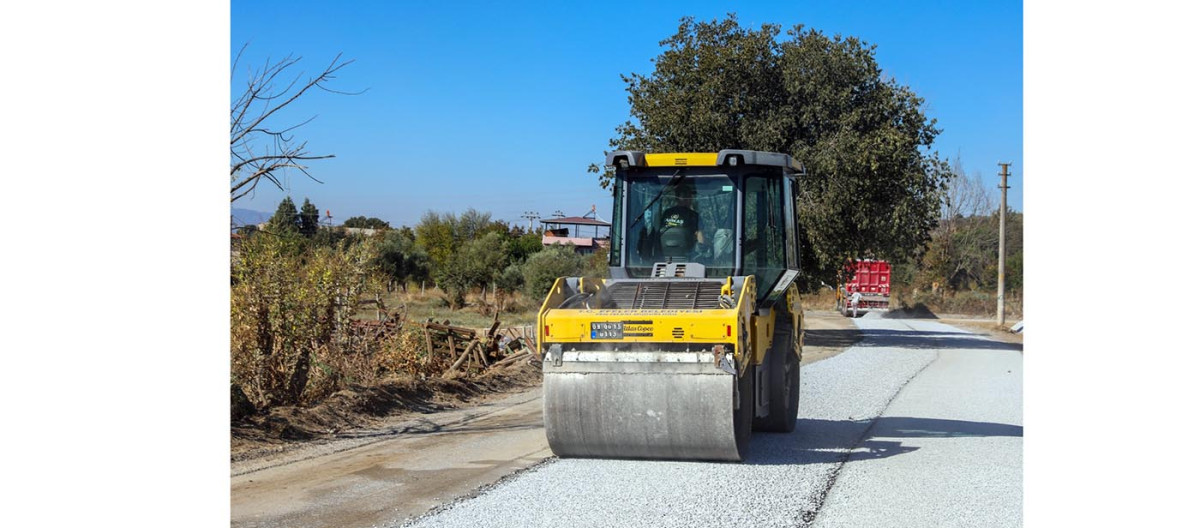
[856,329,1023,352]
[746,417,1022,466]
[804,329,862,348]
[882,303,939,319]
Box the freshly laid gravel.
[813,318,1023,528]
[404,335,940,528]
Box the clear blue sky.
[231,1,1022,228]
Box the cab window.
[742,173,785,294]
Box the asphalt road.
[406,315,1023,528]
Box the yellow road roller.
[538,150,805,461]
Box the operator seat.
[659,225,693,258]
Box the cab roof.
[605,149,804,174]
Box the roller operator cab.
[538,150,806,462]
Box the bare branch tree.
[941,155,995,223]
[230,44,363,202]
[924,154,1001,291]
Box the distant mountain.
[231,208,270,227]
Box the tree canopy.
[374,229,430,292]
[343,216,391,230]
[522,245,586,299]
[267,196,300,234]
[414,209,509,273]
[414,209,515,308]
[299,198,321,237]
[597,15,951,288]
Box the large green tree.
[414,209,508,273]
[522,245,586,299]
[415,209,513,308]
[374,229,430,292]
[343,216,391,230]
[457,231,510,301]
[267,196,300,234]
[596,15,951,287]
[414,211,462,273]
[506,228,545,264]
[299,198,321,237]
[433,231,510,309]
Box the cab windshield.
[624,171,737,278]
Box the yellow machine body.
[539,150,805,461]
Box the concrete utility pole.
[997,162,1012,326]
[521,211,540,232]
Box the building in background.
[540,207,611,255]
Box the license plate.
[591,322,624,339]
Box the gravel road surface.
[406,316,1022,528]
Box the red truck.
[836,259,891,317]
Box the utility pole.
[521,211,540,232]
[997,162,1012,326]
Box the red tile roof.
[539,216,610,227]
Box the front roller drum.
[543,353,754,462]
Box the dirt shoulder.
[232,362,543,463]
[938,317,1024,346]
[802,309,862,364]
[231,377,551,528]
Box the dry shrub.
[231,233,383,409]
[231,234,503,416]
[903,289,1023,318]
[936,290,994,315]
[374,325,454,378]
[801,287,839,311]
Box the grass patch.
[357,287,541,330]
[897,288,1023,318]
[801,288,839,312]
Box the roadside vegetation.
[887,156,1024,319]
[231,199,603,419]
